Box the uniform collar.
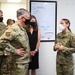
[15,22,25,31]
[58,31,71,38]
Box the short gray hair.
[17,8,28,19]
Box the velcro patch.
[6,32,10,37]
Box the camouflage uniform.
[54,31,75,75]
[0,22,7,74]
[0,22,16,75]
[0,22,30,75]
[0,22,7,55]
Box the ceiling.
[0,0,26,3]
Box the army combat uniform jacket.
[0,22,8,74]
[54,31,75,64]
[0,22,30,63]
[54,31,75,75]
[0,22,7,55]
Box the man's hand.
[16,48,26,56]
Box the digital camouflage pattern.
[54,31,75,75]
[0,22,30,75]
[0,22,8,75]
[0,22,7,55]
[0,22,16,75]
[0,55,16,75]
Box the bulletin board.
[30,1,57,42]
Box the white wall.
[0,0,75,75]
[37,42,56,75]
[0,2,26,24]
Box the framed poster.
[30,1,57,42]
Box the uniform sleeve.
[62,35,75,54]
[0,28,17,54]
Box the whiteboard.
[30,1,57,42]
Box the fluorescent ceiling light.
[7,0,21,2]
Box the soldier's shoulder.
[0,22,6,27]
[5,27,13,33]
[8,23,19,31]
[57,32,62,36]
[0,22,5,25]
[69,32,75,37]
[55,32,62,38]
[0,22,7,32]
[10,23,17,28]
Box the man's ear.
[20,16,25,21]
[21,16,24,19]
[18,16,23,20]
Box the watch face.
[35,49,38,52]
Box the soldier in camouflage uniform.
[0,10,8,74]
[54,19,75,75]
[0,10,7,55]
[0,8,30,75]
[0,10,16,75]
